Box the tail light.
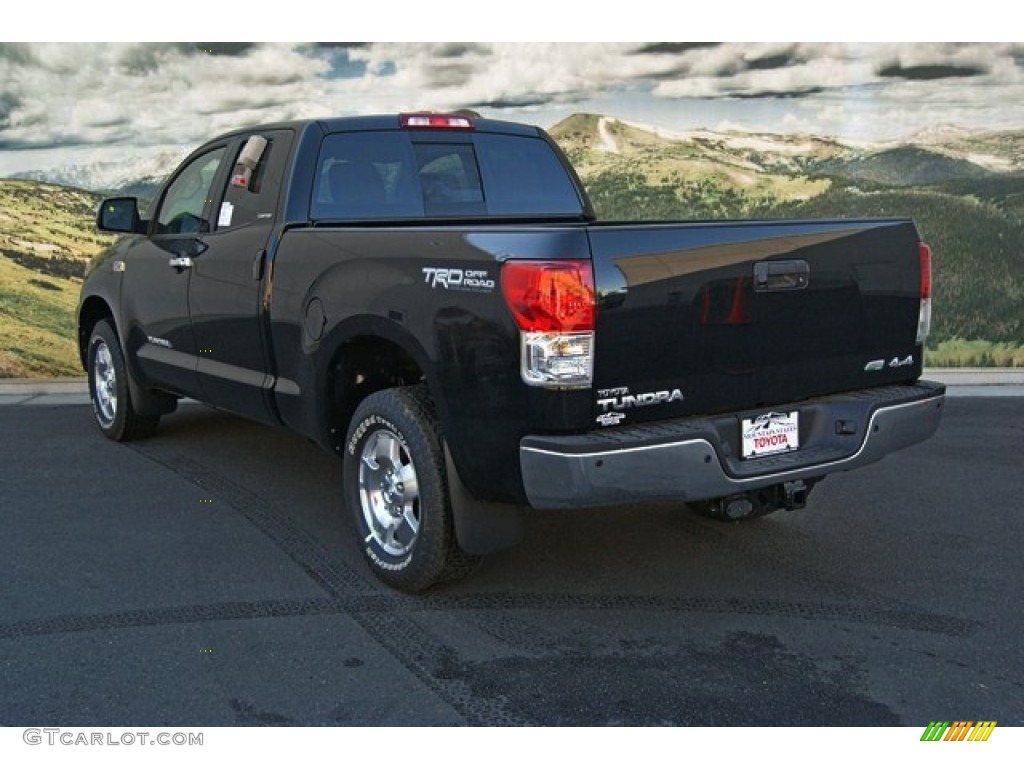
[501,260,595,388]
[916,242,932,345]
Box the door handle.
[168,256,193,270]
[252,249,266,281]
[753,259,809,292]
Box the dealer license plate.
[741,411,800,459]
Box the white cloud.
[1,42,1023,177]
[0,43,328,149]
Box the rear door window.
[216,129,294,230]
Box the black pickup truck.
[79,113,945,592]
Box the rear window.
[474,134,583,216]
[311,131,583,220]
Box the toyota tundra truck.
[79,113,945,592]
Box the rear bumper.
[520,381,945,509]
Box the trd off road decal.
[422,267,495,292]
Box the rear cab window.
[310,128,584,221]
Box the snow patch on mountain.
[10,146,189,193]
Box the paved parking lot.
[0,396,1022,726]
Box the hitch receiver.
[783,480,809,511]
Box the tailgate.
[587,219,925,424]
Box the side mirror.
[97,197,145,234]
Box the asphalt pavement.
[0,394,1021,726]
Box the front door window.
[156,147,226,235]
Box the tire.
[86,319,160,441]
[343,384,479,593]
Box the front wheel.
[87,319,159,441]
[343,384,478,593]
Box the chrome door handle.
[168,256,193,270]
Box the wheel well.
[78,297,114,369]
[327,336,425,445]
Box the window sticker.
[218,201,234,228]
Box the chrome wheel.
[86,319,161,441]
[92,341,117,427]
[344,385,479,592]
[358,428,420,557]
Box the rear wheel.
[87,320,159,441]
[343,384,478,593]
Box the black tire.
[343,384,479,593]
[86,319,160,441]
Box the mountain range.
[14,114,1024,197]
[550,113,1024,187]
[11,147,190,200]
[1,112,1022,376]
[549,114,1024,359]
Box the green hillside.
[770,185,1024,349]
[549,114,1024,366]
[814,147,992,187]
[1,115,1023,376]
[555,113,832,210]
[0,179,114,377]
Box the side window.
[156,147,226,235]
[216,130,293,230]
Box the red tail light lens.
[502,260,596,388]
[501,260,595,332]
[916,242,933,345]
[919,242,932,299]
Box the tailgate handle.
[754,260,809,292]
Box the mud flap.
[127,373,178,417]
[444,443,524,555]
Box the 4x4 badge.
[596,412,625,427]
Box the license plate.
[741,411,800,459]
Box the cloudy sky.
[1,41,1022,178]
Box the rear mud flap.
[444,444,524,555]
